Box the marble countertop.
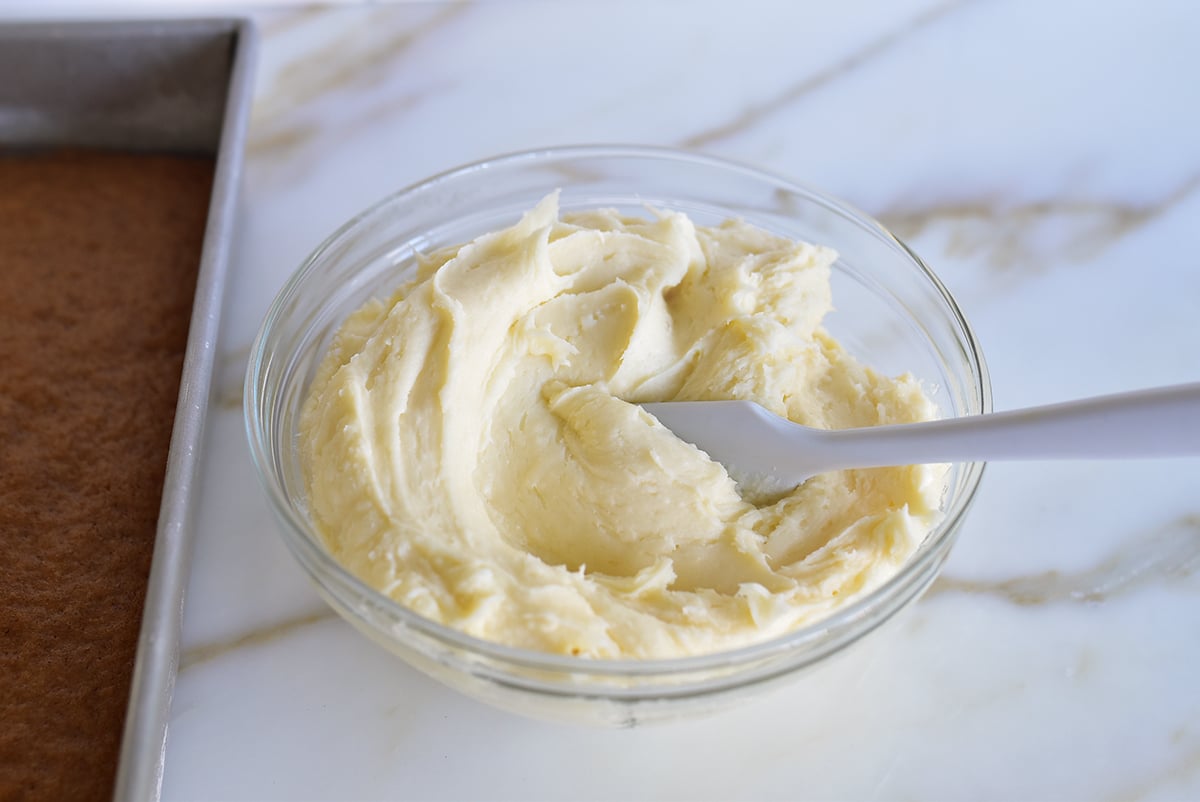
[38,1,1200,799]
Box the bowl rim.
[245,143,992,677]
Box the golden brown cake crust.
[0,149,213,801]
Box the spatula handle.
[821,382,1200,468]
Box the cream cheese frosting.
[299,194,944,659]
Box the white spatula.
[642,383,1200,494]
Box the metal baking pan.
[0,18,257,801]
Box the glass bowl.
[245,145,990,725]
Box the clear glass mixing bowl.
[245,145,990,725]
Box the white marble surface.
[56,1,1200,799]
